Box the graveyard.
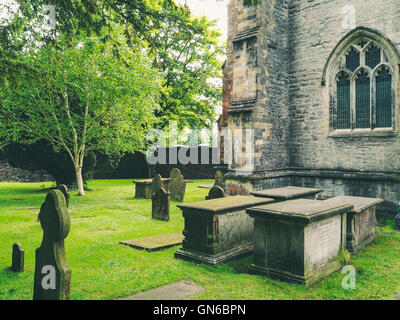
[1,179,400,300]
[1,0,400,304]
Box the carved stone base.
[346,232,379,254]
[249,259,344,286]
[246,198,352,286]
[175,196,274,266]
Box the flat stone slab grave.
[246,198,354,286]
[174,196,274,266]
[120,232,184,252]
[327,196,384,253]
[198,184,214,189]
[251,186,323,202]
[116,279,204,300]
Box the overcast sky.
[175,0,228,42]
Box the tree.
[150,3,223,131]
[12,0,224,131]
[0,0,223,186]
[0,27,162,195]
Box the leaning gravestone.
[169,168,186,202]
[206,186,225,200]
[33,190,71,300]
[395,211,400,231]
[152,188,170,222]
[151,174,164,197]
[11,243,24,273]
[57,184,70,208]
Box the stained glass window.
[333,40,394,132]
[366,46,381,70]
[376,68,392,127]
[336,73,351,129]
[346,48,360,72]
[355,70,371,129]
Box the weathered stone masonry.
[0,160,52,183]
[221,0,400,217]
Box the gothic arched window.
[325,29,399,135]
[336,72,350,129]
[355,69,371,129]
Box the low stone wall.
[223,169,400,221]
[0,160,53,183]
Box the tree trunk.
[75,166,85,196]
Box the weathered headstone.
[11,243,24,273]
[57,184,70,208]
[169,168,186,202]
[151,174,163,197]
[152,188,170,222]
[395,211,400,231]
[206,186,225,200]
[33,190,71,300]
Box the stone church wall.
[222,0,400,218]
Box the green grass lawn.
[1,179,400,300]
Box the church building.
[219,0,400,221]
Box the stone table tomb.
[133,178,171,199]
[327,196,383,253]
[174,196,274,266]
[251,186,323,202]
[246,198,354,286]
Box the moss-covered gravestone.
[11,243,24,273]
[206,186,225,200]
[151,174,164,197]
[57,184,70,208]
[33,190,71,300]
[169,168,186,202]
[152,188,170,222]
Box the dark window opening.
[355,70,371,129]
[376,68,392,128]
[336,74,351,129]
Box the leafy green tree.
[0,27,161,195]
[11,0,224,131]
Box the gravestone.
[175,196,274,266]
[169,168,186,202]
[152,188,170,222]
[33,190,71,300]
[246,198,353,286]
[328,196,383,253]
[151,174,164,197]
[395,211,400,231]
[134,178,171,199]
[120,232,184,252]
[116,279,204,300]
[57,184,70,208]
[11,243,24,273]
[206,186,225,200]
[251,186,323,202]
